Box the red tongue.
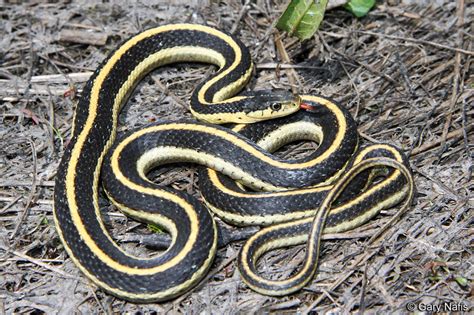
[300,102,314,110]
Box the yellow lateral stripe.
[239,157,412,287]
[65,25,226,274]
[59,212,218,301]
[81,48,220,264]
[255,121,324,152]
[205,144,400,199]
[203,196,315,226]
[111,95,346,171]
[132,146,281,191]
[206,169,327,197]
[90,46,225,252]
[106,192,179,245]
[206,172,407,227]
[196,34,243,104]
[53,21,415,301]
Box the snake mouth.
[300,102,315,111]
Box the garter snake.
[53,23,414,302]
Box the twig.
[410,124,474,156]
[0,72,93,84]
[1,86,78,99]
[358,262,369,315]
[354,30,474,56]
[319,33,399,86]
[59,29,108,46]
[0,196,22,214]
[411,166,459,201]
[327,0,348,9]
[358,130,380,144]
[333,49,398,85]
[395,51,414,95]
[45,85,56,154]
[256,63,326,70]
[274,33,301,93]
[150,75,189,110]
[166,251,240,312]
[0,245,85,282]
[415,59,455,88]
[0,180,55,187]
[461,99,473,181]
[304,173,414,313]
[407,83,440,155]
[24,15,35,100]
[439,0,465,155]
[338,58,361,117]
[231,0,251,34]
[267,299,301,311]
[10,138,38,239]
[302,250,378,314]
[321,230,375,240]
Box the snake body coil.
[54,24,414,302]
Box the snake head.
[243,90,301,122]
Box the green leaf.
[147,223,165,234]
[295,1,327,40]
[276,0,328,40]
[276,0,312,35]
[344,0,375,18]
[428,275,442,282]
[454,276,469,287]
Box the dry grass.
[0,0,472,313]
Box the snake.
[53,23,414,302]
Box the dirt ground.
[0,0,472,314]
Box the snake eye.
[271,103,282,111]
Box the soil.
[0,0,472,313]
